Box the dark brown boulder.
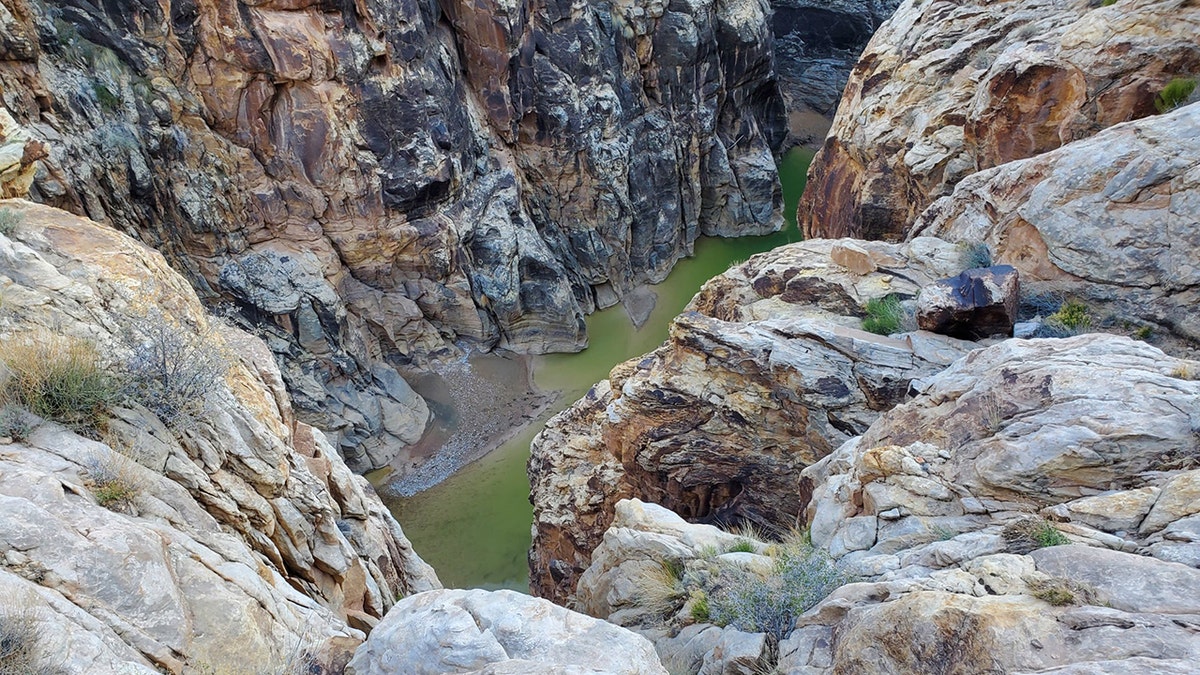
[917,266,1019,340]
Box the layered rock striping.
[800,0,1200,241]
[528,237,977,602]
[0,0,789,468]
[0,201,438,671]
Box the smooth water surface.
[381,148,814,590]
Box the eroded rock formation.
[0,200,438,672]
[0,0,787,468]
[911,101,1200,347]
[528,237,977,602]
[574,336,1200,674]
[800,0,1200,241]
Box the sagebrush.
[118,309,230,429]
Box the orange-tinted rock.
[800,0,1200,241]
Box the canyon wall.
[799,0,1200,241]
[0,0,787,468]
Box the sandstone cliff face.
[0,201,438,672]
[911,101,1200,347]
[0,0,786,468]
[528,237,977,602]
[799,0,1200,241]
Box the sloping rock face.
[771,0,900,144]
[0,201,439,672]
[528,238,976,602]
[347,589,668,675]
[0,0,786,467]
[911,102,1200,346]
[799,0,1200,241]
[788,335,1200,673]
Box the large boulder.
[529,238,976,603]
[346,589,667,675]
[911,102,1200,348]
[800,0,1200,241]
[916,266,1019,340]
[0,202,438,671]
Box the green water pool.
[379,147,813,590]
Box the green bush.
[1155,78,1197,114]
[958,241,993,270]
[708,548,848,642]
[862,296,903,336]
[726,540,756,554]
[1045,299,1091,335]
[0,333,119,433]
[1003,518,1070,554]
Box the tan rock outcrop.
[0,201,438,671]
[529,238,976,602]
[800,0,1200,241]
[910,101,1200,347]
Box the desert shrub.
[86,450,141,510]
[630,560,688,619]
[708,548,848,643]
[958,241,993,270]
[1155,78,1197,113]
[862,296,903,336]
[118,309,230,429]
[1002,518,1070,554]
[0,208,21,236]
[1028,576,1100,607]
[1044,299,1091,335]
[0,404,34,442]
[0,334,118,433]
[0,603,66,675]
[689,589,710,622]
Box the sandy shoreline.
[379,352,565,496]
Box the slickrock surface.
[912,102,1200,347]
[0,201,438,672]
[347,589,667,675]
[529,238,977,602]
[800,0,1200,241]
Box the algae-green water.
[383,147,813,590]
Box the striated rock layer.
[0,201,438,672]
[912,101,1200,347]
[800,0,1200,241]
[0,0,787,468]
[528,237,976,602]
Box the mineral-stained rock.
[911,102,1200,348]
[800,0,1200,241]
[0,0,788,468]
[346,589,667,675]
[529,239,975,603]
[770,0,902,144]
[0,202,438,671]
[916,265,1019,340]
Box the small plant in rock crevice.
[0,601,67,675]
[1155,77,1197,114]
[0,404,34,442]
[862,295,903,336]
[0,208,22,236]
[958,241,993,270]
[1002,518,1070,554]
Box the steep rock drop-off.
[0,0,788,470]
[528,237,979,602]
[0,200,438,672]
[799,0,1200,241]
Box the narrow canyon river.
[374,148,813,589]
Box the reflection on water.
[375,148,814,590]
